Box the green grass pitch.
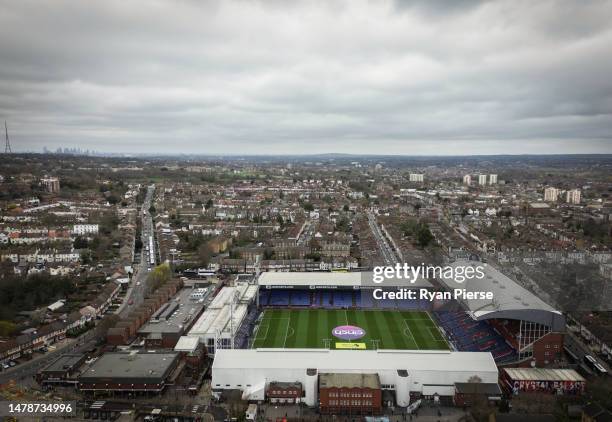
[251,309,449,350]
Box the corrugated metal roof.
[503,367,585,382]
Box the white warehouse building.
[212,348,499,407]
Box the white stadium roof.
[438,260,564,330]
[258,271,432,289]
[188,282,257,340]
[213,348,498,374]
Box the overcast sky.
[1,0,612,155]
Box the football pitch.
[251,309,449,350]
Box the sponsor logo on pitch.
[332,325,366,340]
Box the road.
[564,331,612,374]
[117,184,155,317]
[367,210,400,265]
[296,220,313,246]
[0,331,97,385]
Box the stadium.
[202,262,564,410]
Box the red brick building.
[267,381,303,404]
[319,373,381,415]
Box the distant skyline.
[1,0,612,155]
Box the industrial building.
[78,351,180,394]
[138,288,207,348]
[37,353,86,386]
[211,349,498,408]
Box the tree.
[0,320,17,337]
[73,236,89,249]
[335,216,351,233]
[94,314,119,341]
[263,248,275,260]
[205,199,213,210]
[588,376,612,409]
[416,224,434,248]
[343,204,350,212]
[197,243,212,267]
[80,249,93,265]
[146,263,172,294]
[303,202,314,212]
[226,390,248,419]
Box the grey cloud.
[0,0,611,154]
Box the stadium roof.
[188,282,257,340]
[258,271,432,288]
[438,260,564,330]
[212,348,498,375]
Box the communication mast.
[4,121,11,153]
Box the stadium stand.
[434,311,516,364]
[333,291,353,308]
[259,289,271,306]
[269,290,290,306]
[290,290,310,306]
[234,307,261,349]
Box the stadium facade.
[212,349,498,407]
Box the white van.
[245,404,257,421]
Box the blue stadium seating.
[259,290,271,306]
[235,307,261,349]
[359,291,375,308]
[322,291,334,307]
[269,290,290,306]
[333,291,353,307]
[290,290,310,306]
[434,311,515,362]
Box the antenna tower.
[4,121,11,153]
